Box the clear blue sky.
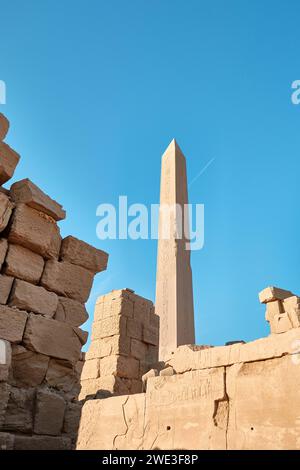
[1,0,300,348]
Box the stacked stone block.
[0,113,108,450]
[80,289,159,400]
[259,286,300,334]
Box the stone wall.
[77,287,300,450]
[80,289,159,400]
[0,113,108,450]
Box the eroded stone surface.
[10,178,66,221]
[60,236,108,273]
[0,192,14,232]
[4,244,44,284]
[9,279,58,317]
[41,260,94,303]
[8,204,61,259]
[0,142,20,185]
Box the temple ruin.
[1,113,300,450]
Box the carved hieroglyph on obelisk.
[155,139,195,361]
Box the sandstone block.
[283,296,300,316]
[0,274,13,304]
[127,318,143,341]
[0,238,8,269]
[100,355,140,379]
[63,402,82,436]
[8,204,61,259]
[14,435,72,450]
[73,327,88,346]
[23,314,81,364]
[142,368,158,391]
[4,244,44,284]
[86,335,131,360]
[9,279,58,317]
[0,305,27,343]
[41,260,94,303]
[143,324,159,346]
[60,235,108,273]
[4,386,35,433]
[0,432,14,450]
[55,296,88,327]
[81,359,100,380]
[10,178,66,221]
[94,291,134,321]
[131,338,148,360]
[45,359,77,393]
[0,142,20,185]
[160,366,174,376]
[79,375,130,400]
[11,345,49,387]
[150,312,159,329]
[91,315,127,340]
[0,340,11,381]
[259,286,294,303]
[0,113,9,141]
[0,192,13,232]
[270,313,293,334]
[34,389,66,436]
[265,300,284,321]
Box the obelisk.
[155,139,195,361]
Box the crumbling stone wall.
[0,113,108,450]
[80,288,159,400]
[77,286,300,450]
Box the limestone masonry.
[1,113,300,450]
[0,113,108,450]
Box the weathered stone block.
[265,300,284,322]
[41,260,94,303]
[45,359,77,393]
[86,335,131,360]
[91,315,127,340]
[63,402,82,436]
[79,375,130,400]
[23,314,81,364]
[100,355,140,379]
[8,204,61,259]
[81,359,100,380]
[0,305,27,343]
[0,113,9,141]
[131,338,148,360]
[11,345,49,387]
[0,238,8,269]
[4,244,44,284]
[10,178,66,221]
[3,386,35,433]
[0,142,20,185]
[14,435,72,450]
[34,389,66,436]
[0,192,13,232]
[73,327,88,345]
[94,291,134,321]
[60,235,108,273]
[270,313,293,334]
[259,286,294,303]
[127,318,143,341]
[143,325,159,346]
[0,274,13,304]
[9,279,58,317]
[55,296,88,327]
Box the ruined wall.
[77,287,300,450]
[0,113,108,450]
[80,289,159,400]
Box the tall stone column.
[155,139,195,361]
